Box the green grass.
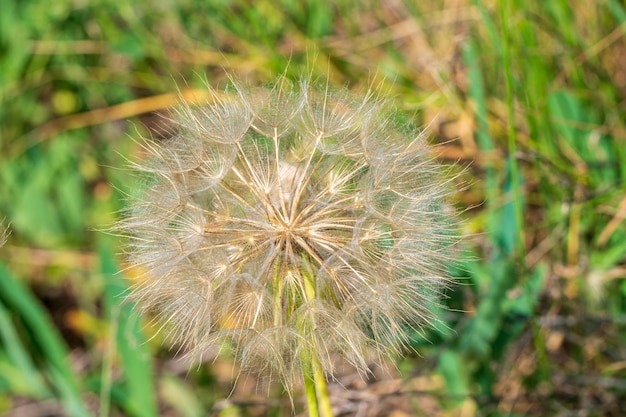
[1,0,625,416]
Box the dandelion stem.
[301,259,334,417]
[273,259,284,327]
[312,355,333,417]
[303,360,320,417]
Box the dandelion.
[119,75,457,416]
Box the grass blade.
[100,244,157,417]
[0,264,89,417]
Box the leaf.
[160,375,206,417]
[0,300,49,397]
[459,259,516,361]
[438,349,469,406]
[100,244,157,417]
[0,264,89,417]
[492,160,525,257]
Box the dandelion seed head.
[120,75,458,387]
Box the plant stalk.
[301,262,334,417]
[303,365,320,417]
[312,354,333,417]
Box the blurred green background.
[1,0,625,416]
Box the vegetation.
[0,0,625,416]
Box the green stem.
[301,261,334,417]
[312,355,333,417]
[499,0,527,264]
[303,364,320,417]
[273,264,284,327]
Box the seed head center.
[273,216,306,240]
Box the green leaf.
[0,265,89,417]
[0,301,49,397]
[100,244,157,417]
[459,260,516,361]
[492,160,525,257]
[160,375,206,417]
[438,349,469,406]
